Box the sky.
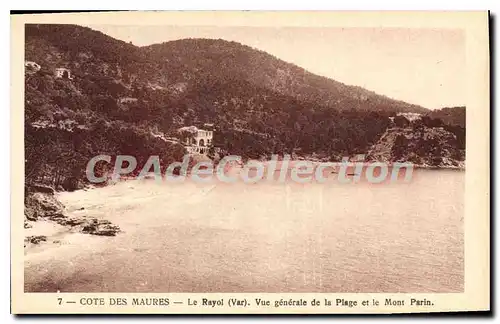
[86,25,465,110]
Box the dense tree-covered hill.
[426,106,466,128]
[142,38,429,113]
[24,24,464,188]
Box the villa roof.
[178,125,212,133]
[178,126,199,133]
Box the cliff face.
[367,118,465,168]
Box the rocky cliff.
[367,116,465,168]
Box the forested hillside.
[24,24,464,189]
[426,106,466,128]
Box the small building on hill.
[118,97,139,104]
[397,112,422,122]
[25,61,41,74]
[178,125,214,155]
[54,67,74,80]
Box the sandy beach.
[24,168,464,293]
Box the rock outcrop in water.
[81,219,121,236]
[24,184,121,246]
[24,186,66,222]
[24,235,47,247]
[366,115,465,168]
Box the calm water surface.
[25,169,464,292]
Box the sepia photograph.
[11,11,489,314]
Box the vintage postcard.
[11,11,489,314]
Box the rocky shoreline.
[24,184,121,248]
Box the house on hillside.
[118,97,139,104]
[178,124,214,155]
[397,112,422,122]
[54,67,74,80]
[25,61,41,74]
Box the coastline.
[277,158,466,171]
[24,183,122,256]
[24,161,465,257]
[23,169,465,293]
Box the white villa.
[397,112,422,122]
[54,67,74,80]
[178,124,214,155]
[25,61,41,74]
